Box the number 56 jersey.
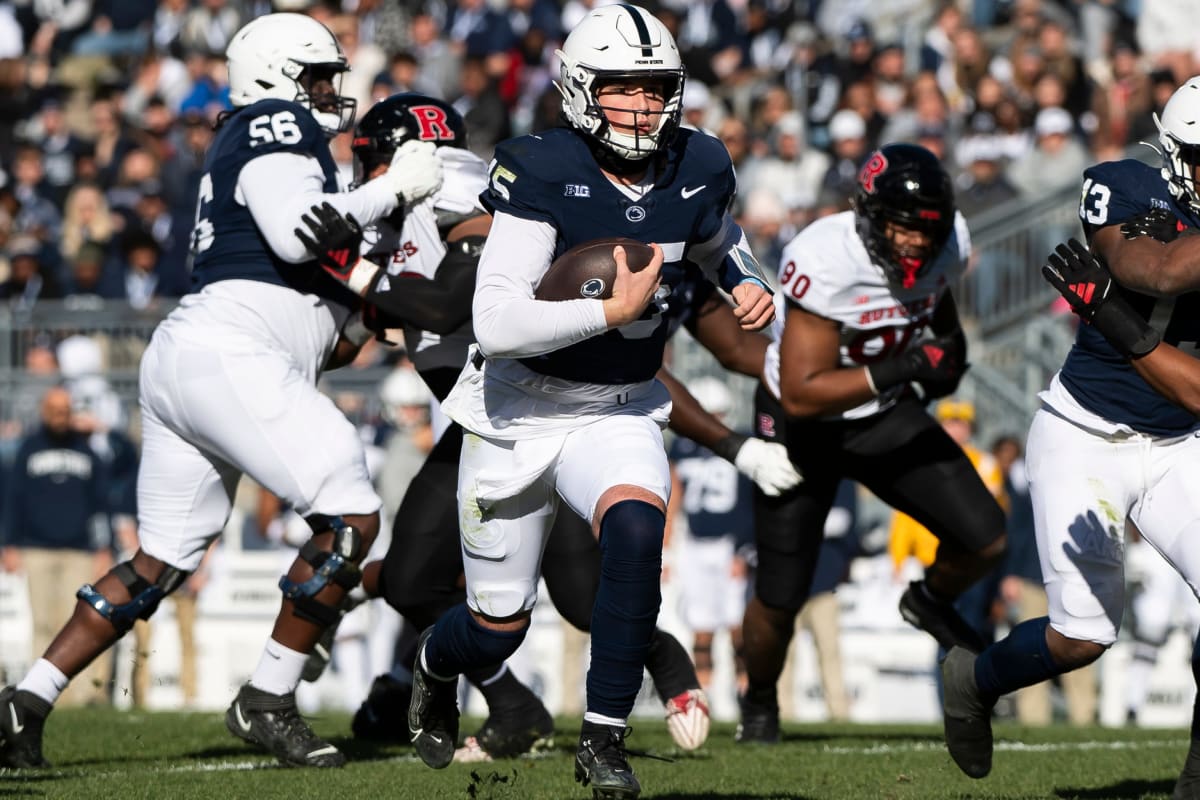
[763,209,970,420]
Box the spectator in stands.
[1089,37,1154,161]
[60,183,117,265]
[10,144,61,243]
[880,72,953,151]
[0,235,63,309]
[1,386,113,707]
[88,93,138,189]
[33,95,88,208]
[453,57,511,161]
[63,241,120,301]
[740,111,830,224]
[820,109,869,206]
[114,227,184,309]
[1008,107,1091,198]
[179,0,241,57]
[955,137,1020,220]
[160,110,213,219]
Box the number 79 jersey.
[763,210,970,420]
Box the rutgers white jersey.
[763,209,970,420]
[363,148,488,372]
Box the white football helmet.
[1155,75,1200,213]
[555,4,685,162]
[226,13,355,137]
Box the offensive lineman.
[0,13,442,770]
[947,76,1200,797]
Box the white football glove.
[734,438,802,496]
[381,139,443,206]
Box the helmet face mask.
[555,5,686,163]
[1155,76,1200,213]
[226,13,356,137]
[852,143,955,288]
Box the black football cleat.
[408,627,460,769]
[225,683,345,767]
[1174,738,1200,800]
[575,721,640,799]
[475,699,555,758]
[735,694,780,745]
[351,674,412,742]
[0,686,51,768]
[900,580,988,653]
[941,646,994,779]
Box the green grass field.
[0,710,1192,800]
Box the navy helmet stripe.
[621,4,654,57]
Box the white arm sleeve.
[472,212,610,358]
[237,151,399,263]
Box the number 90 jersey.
[764,209,970,420]
[1064,159,1200,435]
[481,127,737,385]
[191,98,358,308]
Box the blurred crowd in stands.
[0,0,1177,321]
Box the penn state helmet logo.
[625,205,646,222]
[580,277,606,297]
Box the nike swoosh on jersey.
[9,703,23,734]
[680,185,707,199]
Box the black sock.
[465,663,540,714]
[646,628,699,701]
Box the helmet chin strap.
[897,256,924,289]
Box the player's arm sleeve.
[238,151,399,263]
[688,213,773,294]
[472,212,610,358]
[367,236,481,335]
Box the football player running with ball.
[737,143,1008,744]
[950,75,1200,795]
[394,6,772,798]
[296,94,799,760]
[0,13,442,770]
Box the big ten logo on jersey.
[409,105,457,143]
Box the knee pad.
[78,561,189,634]
[281,516,365,626]
[598,500,665,563]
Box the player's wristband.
[712,432,749,464]
[865,355,916,395]
[345,259,380,296]
[1092,301,1161,359]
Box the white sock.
[17,659,69,706]
[583,711,627,728]
[1126,656,1155,716]
[249,639,309,696]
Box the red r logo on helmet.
[858,152,887,194]
[411,105,455,142]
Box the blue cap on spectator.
[847,19,872,42]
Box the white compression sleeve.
[472,212,609,358]
[237,151,399,263]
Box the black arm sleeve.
[364,235,483,335]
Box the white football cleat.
[664,688,710,750]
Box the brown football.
[534,238,655,301]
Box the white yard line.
[821,739,1185,755]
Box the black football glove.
[1120,208,1184,243]
[866,333,968,395]
[295,202,378,291]
[1041,238,1160,359]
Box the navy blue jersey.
[1063,159,1200,435]
[482,128,738,384]
[669,436,753,546]
[190,99,358,307]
